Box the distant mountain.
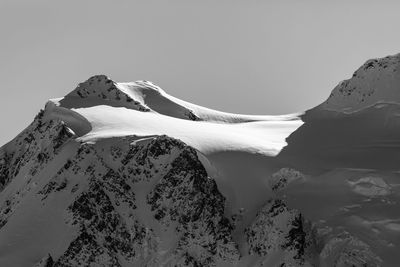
[280,53,400,170]
[319,53,400,113]
[1,53,399,266]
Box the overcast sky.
[1,0,399,146]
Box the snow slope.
[46,75,301,157]
[276,53,400,266]
[280,53,400,171]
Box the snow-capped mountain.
[280,53,400,170]
[1,53,400,266]
[320,53,400,113]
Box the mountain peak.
[56,75,150,112]
[67,74,120,99]
[67,75,164,100]
[320,53,400,113]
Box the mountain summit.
[1,53,400,266]
[320,53,400,113]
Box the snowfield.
[49,76,302,156]
[73,105,301,156]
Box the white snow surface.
[117,80,301,123]
[49,76,302,157]
[74,105,300,155]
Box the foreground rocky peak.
[0,111,238,265]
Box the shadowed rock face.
[0,110,75,192]
[0,153,11,191]
[245,199,317,266]
[53,136,239,266]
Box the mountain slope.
[279,53,400,171]
[0,112,311,267]
[1,52,400,266]
[277,53,400,267]
[0,76,310,266]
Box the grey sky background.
[0,0,399,146]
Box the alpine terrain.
[0,53,400,267]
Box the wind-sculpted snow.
[117,80,201,121]
[46,75,302,156]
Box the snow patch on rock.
[347,176,392,197]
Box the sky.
[0,0,399,146]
